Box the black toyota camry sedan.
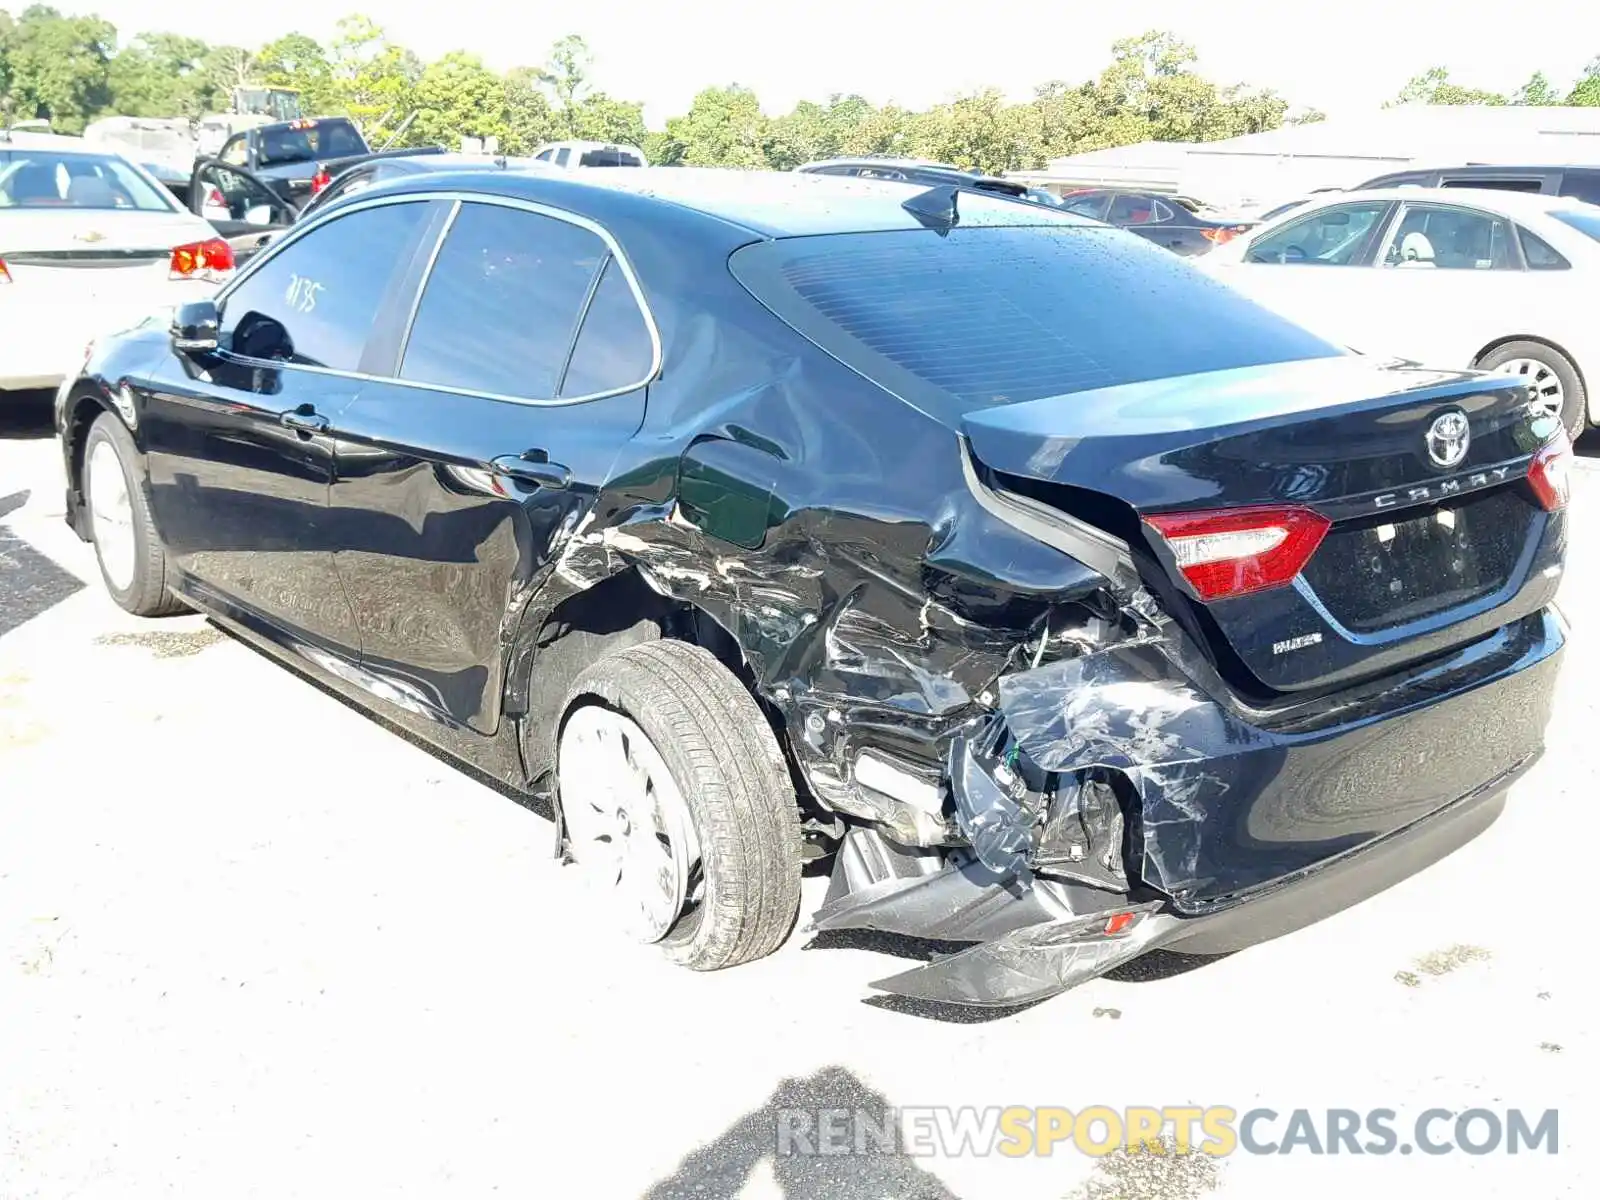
[55,167,1570,1007]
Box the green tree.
[502,65,559,153]
[665,84,769,167]
[410,50,506,149]
[1,5,116,132]
[1568,58,1600,106]
[571,92,646,147]
[1512,71,1564,105]
[255,32,335,112]
[1389,66,1507,106]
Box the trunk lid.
[0,210,215,300]
[963,355,1564,692]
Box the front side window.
[1245,202,1390,265]
[194,162,286,226]
[1060,192,1110,219]
[1381,205,1513,270]
[221,137,248,167]
[400,202,608,399]
[1440,177,1543,194]
[0,151,173,211]
[555,148,572,167]
[219,200,429,370]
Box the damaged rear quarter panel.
[504,222,1115,829]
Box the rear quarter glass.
[729,225,1342,422]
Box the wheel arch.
[1472,334,1587,428]
[508,566,775,786]
[60,385,132,538]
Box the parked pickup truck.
[188,123,446,262]
[211,116,446,206]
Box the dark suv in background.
[1356,164,1600,205]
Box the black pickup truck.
[189,118,445,260]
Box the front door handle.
[491,453,571,490]
[280,406,329,434]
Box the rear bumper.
[818,607,1564,1007]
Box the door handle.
[490,452,571,491]
[280,406,329,434]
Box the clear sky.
[48,0,1600,126]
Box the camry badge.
[1425,411,1470,470]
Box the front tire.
[1476,340,1587,443]
[83,412,185,617]
[558,640,803,971]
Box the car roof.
[352,165,1095,239]
[0,131,112,152]
[1288,186,1593,219]
[800,156,967,172]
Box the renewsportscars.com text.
[775,1105,1560,1158]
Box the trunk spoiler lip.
[960,356,1523,480]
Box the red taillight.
[0,257,11,284]
[1528,432,1573,512]
[203,185,226,210]
[1202,227,1245,245]
[169,237,235,282]
[310,166,332,195]
[1144,505,1331,601]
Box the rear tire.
[558,640,803,971]
[1476,340,1587,443]
[83,413,185,617]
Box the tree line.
[3,6,1597,175]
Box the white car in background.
[1201,187,1600,440]
[1,133,233,393]
[530,140,647,168]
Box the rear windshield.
[578,148,643,167]
[0,150,173,212]
[256,119,367,167]
[730,226,1341,415]
[1549,208,1600,243]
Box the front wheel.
[83,413,186,617]
[557,640,803,971]
[1477,341,1588,443]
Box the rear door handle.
[280,406,329,434]
[491,452,571,491]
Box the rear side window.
[560,257,654,397]
[1519,227,1571,269]
[1061,192,1110,219]
[577,148,643,167]
[221,200,428,370]
[1440,177,1544,193]
[1560,171,1600,205]
[730,226,1339,414]
[400,202,606,399]
[1108,194,1157,225]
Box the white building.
[1010,105,1600,212]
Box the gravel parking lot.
[2,393,1595,1199]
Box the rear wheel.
[557,640,803,970]
[84,413,185,617]
[1476,341,1587,443]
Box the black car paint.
[1059,189,1254,256]
[55,168,1567,1006]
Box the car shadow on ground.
[0,390,56,440]
[640,1064,960,1199]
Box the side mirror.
[171,299,220,354]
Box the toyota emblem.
[1425,411,1470,469]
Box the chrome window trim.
[211,189,664,408]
